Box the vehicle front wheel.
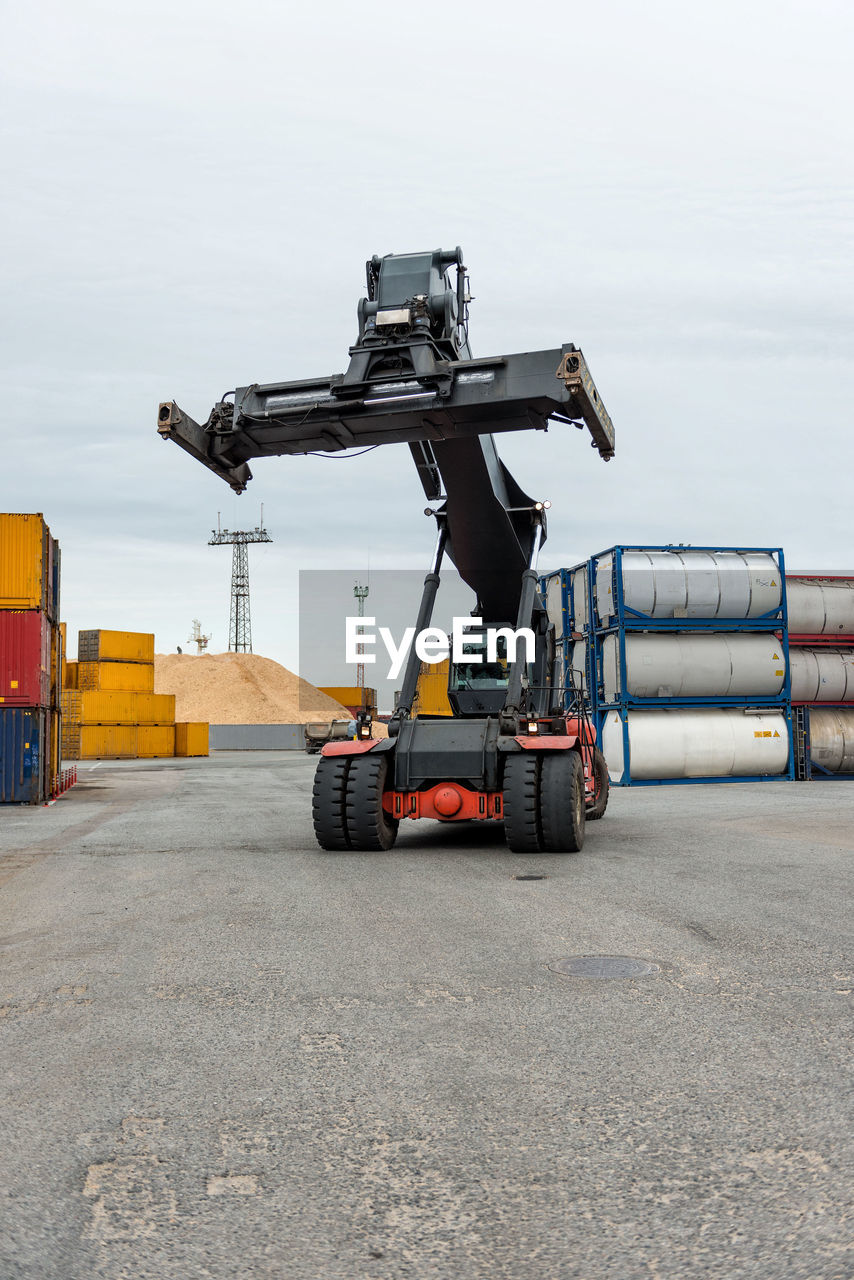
[345,754,398,850]
[503,753,543,852]
[312,755,352,850]
[539,751,585,853]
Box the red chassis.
[321,715,601,825]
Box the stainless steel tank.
[568,640,589,695]
[572,566,589,632]
[601,707,790,781]
[596,550,782,623]
[786,579,854,636]
[789,649,854,702]
[808,709,854,772]
[601,633,785,701]
[545,575,565,640]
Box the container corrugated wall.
[77,630,155,663]
[69,691,176,725]
[175,722,209,756]
[0,514,60,620]
[78,661,155,693]
[0,708,48,803]
[0,611,52,707]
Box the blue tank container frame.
[590,545,788,632]
[541,564,590,640]
[544,546,796,786]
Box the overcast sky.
[3,0,852,677]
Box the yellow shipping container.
[64,660,78,690]
[60,692,82,757]
[77,629,155,663]
[78,725,138,759]
[73,691,175,725]
[77,724,174,759]
[0,513,52,612]
[136,725,175,758]
[414,658,453,717]
[174,722,209,756]
[78,661,154,693]
[318,685,378,713]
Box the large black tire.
[503,754,543,853]
[312,755,352,850]
[540,751,585,853]
[345,754,399,851]
[587,748,610,822]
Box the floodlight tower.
[208,512,273,652]
[354,582,369,689]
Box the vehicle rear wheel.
[312,755,352,850]
[503,753,543,852]
[586,748,610,821]
[540,751,585,853]
[345,754,398,850]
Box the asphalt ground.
[0,753,851,1280]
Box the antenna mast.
[353,581,369,688]
[208,515,273,652]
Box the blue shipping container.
[0,707,47,804]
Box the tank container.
[595,549,783,626]
[601,707,790,783]
[601,633,786,702]
[544,573,567,639]
[806,709,854,773]
[786,579,854,637]
[543,566,590,641]
[789,649,854,703]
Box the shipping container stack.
[786,573,854,780]
[0,513,68,804]
[546,546,795,786]
[60,630,209,759]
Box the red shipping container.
[0,611,51,707]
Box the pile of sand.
[154,652,354,725]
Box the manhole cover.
[513,873,546,881]
[549,956,661,979]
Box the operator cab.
[448,632,522,717]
